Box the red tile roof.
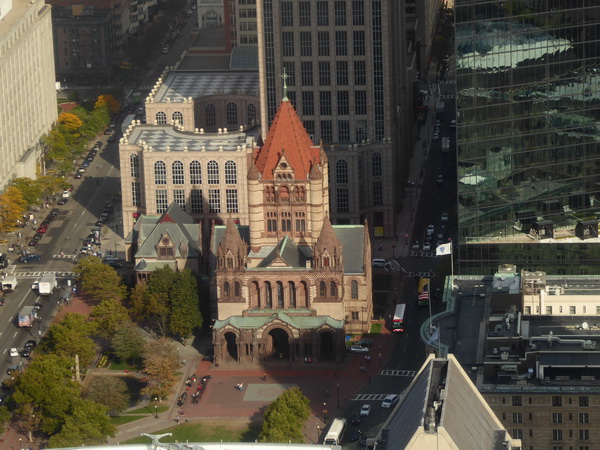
[254,100,320,180]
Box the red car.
[36,225,48,234]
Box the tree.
[47,398,116,448]
[11,178,42,206]
[74,256,126,303]
[142,337,180,399]
[259,387,310,443]
[95,95,121,115]
[0,406,12,431]
[0,186,27,232]
[130,280,170,336]
[90,298,131,339]
[58,112,84,132]
[40,313,97,367]
[42,129,70,161]
[111,326,146,364]
[168,269,202,340]
[84,376,130,416]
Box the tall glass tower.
[455,2,600,275]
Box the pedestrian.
[378,243,383,252]
[239,383,244,391]
[176,416,180,425]
[261,373,267,381]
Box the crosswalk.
[11,271,75,278]
[409,250,436,258]
[406,271,437,278]
[53,254,78,260]
[352,393,393,401]
[380,369,417,377]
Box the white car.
[422,241,432,251]
[31,280,39,290]
[9,348,18,357]
[360,404,372,417]
[432,132,439,140]
[61,190,71,198]
[382,394,400,408]
[441,212,449,222]
[426,224,435,235]
[349,345,369,354]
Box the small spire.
[280,68,289,101]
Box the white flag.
[436,242,452,256]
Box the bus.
[442,137,450,152]
[418,278,430,306]
[392,304,406,333]
[323,418,347,445]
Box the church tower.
[247,97,329,252]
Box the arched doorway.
[268,328,290,359]
[319,331,335,361]
[224,332,238,361]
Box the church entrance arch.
[224,332,238,361]
[267,328,290,360]
[319,331,335,361]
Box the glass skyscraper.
[455,2,600,275]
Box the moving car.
[436,175,444,185]
[31,280,39,290]
[9,348,18,357]
[19,253,41,263]
[349,429,364,442]
[360,404,371,417]
[382,394,400,408]
[350,413,361,425]
[441,212,449,222]
[422,241,432,251]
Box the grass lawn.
[370,322,383,334]
[124,420,260,444]
[111,415,146,426]
[109,359,143,371]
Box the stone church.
[210,98,373,365]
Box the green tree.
[84,376,130,416]
[74,256,126,303]
[47,398,116,448]
[169,269,202,340]
[130,278,170,336]
[43,129,70,161]
[40,313,97,367]
[0,406,12,431]
[259,387,310,443]
[12,354,81,435]
[142,337,180,399]
[111,326,146,364]
[95,95,121,115]
[90,298,131,339]
[11,178,42,206]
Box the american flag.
[419,284,430,302]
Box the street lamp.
[323,402,327,422]
[154,403,158,419]
[317,425,321,443]
[336,383,340,409]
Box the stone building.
[0,0,56,190]
[211,98,373,365]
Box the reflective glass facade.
[455,1,600,274]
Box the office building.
[375,354,520,449]
[455,2,600,274]
[429,265,600,449]
[0,0,57,190]
[257,0,418,237]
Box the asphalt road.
[0,132,122,383]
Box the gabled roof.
[158,203,195,225]
[256,236,308,269]
[213,311,344,330]
[253,100,321,180]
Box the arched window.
[234,282,241,297]
[247,104,256,124]
[330,282,337,297]
[206,104,216,127]
[190,161,201,184]
[225,160,237,184]
[265,281,273,308]
[130,154,139,178]
[207,161,219,184]
[279,186,290,203]
[226,102,238,126]
[223,282,230,297]
[372,152,382,177]
[172,161,184,184]
[277,281,284,307]
[336,160,348,184]
[154,161,166,184]
[351,280,358,299]
[289,282,296,307]
[172,111,183,124]
[319,281,326,297]
[156,112,167,124]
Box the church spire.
[280,68,289,101]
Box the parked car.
[356,339,373,347]
[74,173,82,179]
[108,135,116,143]
[20,348,31,358]
[349,345,369,354]
[24,340,37,350]
[103,128,113,135]
[360,404,372,417]
[62,190,71,198]
[57,198,68,205]
[81,161,90,168]
[349,429,364,442]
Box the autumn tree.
[84,376,130,416]
[0,186,27,232]
[111,326,146,364]
[95,94,121,115]
[90,298,131,339]
[40,313,97,367]
[74,256,126,303]
[259,387,310,443]
[142,337,180,399]
[58,112,84,132]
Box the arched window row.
[318,280,338,298]
[222,281,242,299]
[249,280,309,309]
